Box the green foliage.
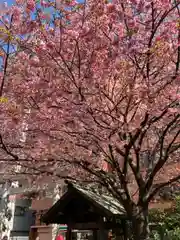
[149,208,167,223]
[150,228,180,240]
[150,196,180,239]
[165,228,180,240]
[150,196,180,230]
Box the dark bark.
[130,206,150,240]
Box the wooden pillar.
[122,220,128,240]
[98,217,108,240]
[93,230,98,240]
[66,225,72,240]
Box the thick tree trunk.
[130,206,150,240]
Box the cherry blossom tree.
[0,0,180,239]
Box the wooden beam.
[71,222,122,230]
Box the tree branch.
[145,114,180,193]
[148,173,180,201]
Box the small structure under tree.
[42,181,128,240]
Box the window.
[14,206,26,216]
[140,150,154,168]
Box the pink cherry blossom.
[0,1,180,239]
[106,3,116,13]
[27,0,35,11]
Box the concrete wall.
[38,226,52,240]
[31,198,53,211]
[30,198,53,240]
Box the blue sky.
[7,0,14,5]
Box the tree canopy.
[0,1,180,239]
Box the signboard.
[59,225,67,231]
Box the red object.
[56,235,64,240]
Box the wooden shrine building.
[42,181,128,240]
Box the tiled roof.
[72,183,125,215]
[42,181,126,224]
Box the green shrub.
[150,196,180,239]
